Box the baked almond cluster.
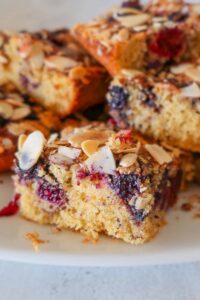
[0,0,199,244]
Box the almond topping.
[45,56,79,71]
[18,134,27,151]
[0,101,13,119]
[85,146,116,175]
[133,24,147,32]
[0,54,8,64]
[7,123,26,136]
[81,140,101,157]
[170,63,193,74]
[119,153,137,168]
[2,138,13,149]
[11,105,31,121]
[145,144,172,165]
[185,68,200,83]
[181,82,200,98]
[18,131,46,170]
[114,13,150,28]
[68,130,111,148]
[58,146,81,160]
[121,68,143,78]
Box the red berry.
[149,27,184,59]
[0,194,20,217]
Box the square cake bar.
[73,0,200,75]
[14,124,182,244]
[107,62,200,152]
[0,83,64,172]
[0,30,109,116]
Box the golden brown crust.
[0,30,110,116]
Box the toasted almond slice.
[19,131,46,170]
[0,54,8,64]
[181,82,200,98]
[170,63,194,75]
[69,130,111,148]
[81,140,101,157]
[185,68,200,83]
[85,146,116,175]
[58,146,81,159]
[114,7,141,16]
[191,4,200,14]
[2,138,13,149]
[49,153,73,166]
[11,105,31,120]
[45,56,79,71]
[119,153,137,168]
[0,101,13,119]
[145,144,172,165]
[121,68,143,78]
[47,133,58,144]
[18,134,27,151]
[30,50,44,70]
[133,24,147,32]
[7,123,26,136]
[115,13,150,28]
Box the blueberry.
[109,86,129,110]
[108,173,140,201]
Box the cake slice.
[14,124,182,244]
[0,83,80,172]
[0,29,109,116]
[73,0,200,75]
[107,62,200,152]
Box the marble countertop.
[0,261,200,300]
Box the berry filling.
[149,27,184,59]
[109,86,129,110]
[140,86,161,112]
[0,193,20,217]
[121,0,141,10]
[37,178,67,210]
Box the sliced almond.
[191,4,200,14]
[81,140,101,157]
[119,153,137,168]
[181,82,200,98]
[11,105,31,121]
[145,144,172,165]
[0,101,13,119]
[170,63,194,75]
[68,130,111,148]
[58,146,81,160]
[133,24,147,32]
[121,68,143,78]
[30,50,44,70]
[45,56,79,71]
[19,131,46,170]
[114,13,150,28]
[85,146,116,175]
[47,133,58,144]
[185,68,200,83]
[2,138,13,149]
[0,54,8,64]
[18,134,27,151]
[7,123,26,136]
[49,153,73,166]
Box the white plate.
[0,173,200,267]
[0,0,200,267]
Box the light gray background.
[0,261,200,300]
[0,0,200,299]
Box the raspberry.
[0,194,20,217]
[37,179,66,209]
[149,27,184,59]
